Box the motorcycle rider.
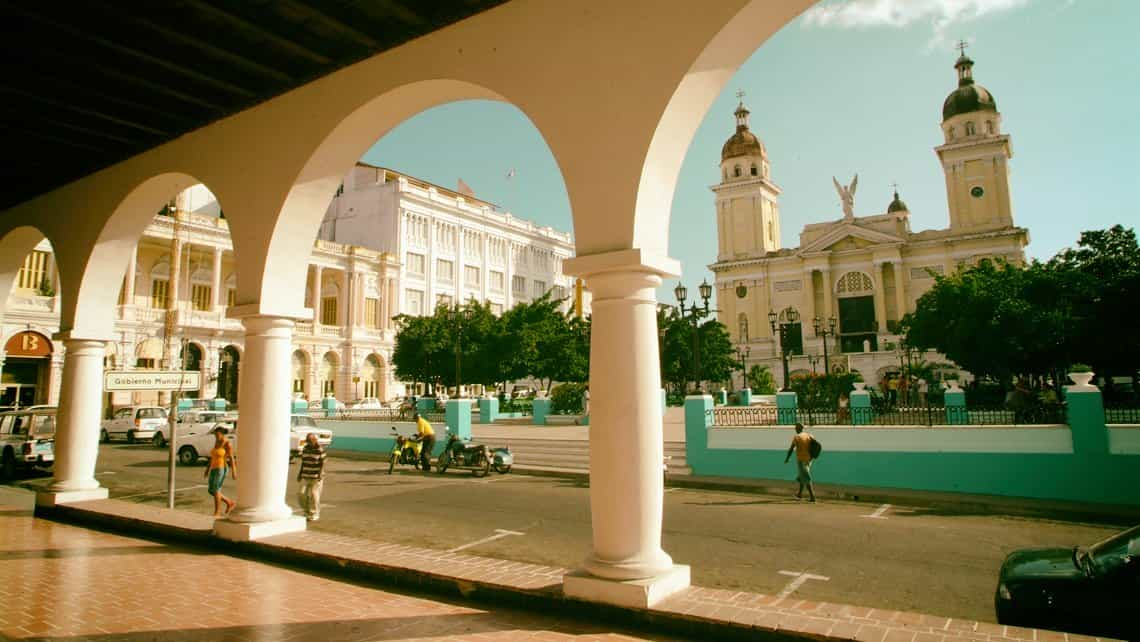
[414,411,435,472]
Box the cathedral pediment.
[799,223,903,254]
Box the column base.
[213,515,306,541]
[563,564,690,609]
[35,487,109,507]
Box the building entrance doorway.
[217,345,240,404]
[836,272,878,353]
[1,331,53,408]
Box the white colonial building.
[319,162,582,317]
[2,168,583,411]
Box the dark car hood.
[1000,547,1085,582]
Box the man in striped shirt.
[297,432,327,521]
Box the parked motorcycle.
[436,431,513,477]
[388,428,423,474]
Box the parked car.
[0,407,55,479]
[289,414,332,458]
[100,406,168,444]
[995,524,1139,639]
[173,419,237,466]
[349,397,383,410]
[156,410,234,448]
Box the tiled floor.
[0,505,675,642]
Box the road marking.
[862,503,891,519]
[447,529,525,553]
[115,484,207,500]
[95,471,118,476]
[776,570,830,599]
[665,488,678,493]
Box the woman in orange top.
[204,426,237,517]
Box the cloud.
[803,0,1032,49]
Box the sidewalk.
[23,493,1110,642]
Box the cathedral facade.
[710,52,1029,387]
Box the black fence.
[710,406,779,427]
[306,408,447,423]
[1105,403,1140,424]
[709,403,1067,427]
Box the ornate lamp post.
[768,308,800,392]
[807,353,820,375]
[812,315,838,375]
[454,302,474,397]
[674,279,713,394]
[734,345,751,390]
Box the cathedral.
[710,50,1029,387]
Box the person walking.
[204,425,237,517]
[783,422,816,502]
[414,411,435,472]
[917,377,929,407]
[297,432,327,521]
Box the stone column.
[820,269,833,323]
[801,268,816,334]
[380,277,390,330]
[37,336,110,506]
[873,263,888,337]
[168,238,183,311]
[214,314,305,540]
[311,265,323,326]
[562,249,689,608]
[892,261,907,325]
[387,278,399,326]
[210,247,223,311]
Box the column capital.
[227,304,311,322]
[563,249,680,280]
[51,331,111,344]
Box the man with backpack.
[784,422,819,502]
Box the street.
[11,442,1127,624]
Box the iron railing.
[707,403,1067,427]
[710,406,779,427]
[1104,403,1140,424]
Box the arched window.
[965,121,976,136]
[738,313,749,343]
[835,271,874,297]
[985,120,994,135]
[723,169,728,181]
[948,126,955,141]
[767,221,774,242]
[750,165,758,176]
[733,165,742,177]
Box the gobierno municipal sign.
[104,371,201,392]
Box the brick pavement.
[0,504,678,641]
[29,499,1123,642]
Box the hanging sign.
[104,371,201,391]
[4,331,52,357]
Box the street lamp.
[734,345,751,390]
[768,307,800,392]
[674,279,714,394]
[812,315,838,375]
[454,302,474,397]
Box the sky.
[363,0,1140,300]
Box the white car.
[174,420,237,466]
[0,407,55,479]
[289,414,332,458]
[101,406,168,444]
[154,410,234,448]
[349,397,383,410]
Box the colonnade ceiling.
[0,1,510,211]
[1,0,815,340]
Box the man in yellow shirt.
[784,423,817,502]
[414,411,435,472]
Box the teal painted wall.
[686,388,1140,506]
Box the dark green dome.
[943,84,997,121]
[887,190,908,213]
[942,53,997,121]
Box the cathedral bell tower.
[935,46,1015,231]
[712,95,782,260]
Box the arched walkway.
[10,0,821,606]
[217,345,241,405]
[291,350,310,399]
[360,353,384,400]
[319,351,339,399]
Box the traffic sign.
[104,371,201,391]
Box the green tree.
[698,320,736,385]
[391,313,448,392]
[747,365,777,394]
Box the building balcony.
[319,325,345,339]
